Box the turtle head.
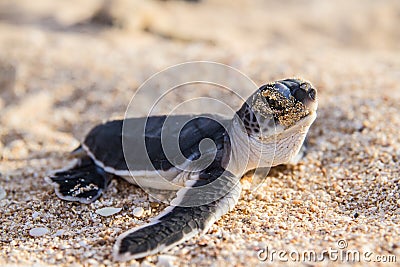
[236,78,318,139]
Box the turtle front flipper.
[45,156,111,204]
[287,136,309,165]
[113,169,242,261]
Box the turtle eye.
[308,88,316,100]
[293,87,308,102]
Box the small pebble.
[310,204,318,212]
[0,187,6,200]
[141,260,155,267]
[157,255,177,267]
[95,207,122,217]
[54,229,66,236]
[29,227,49,237]
[292,200,302,205]
[133,207,144,217]
[86,259,98,265]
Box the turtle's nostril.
[293,88,307,102]
[308,88,316,100]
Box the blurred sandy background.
[1,0,399,266]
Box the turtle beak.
[275,78,318,113]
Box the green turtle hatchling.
[46,78,318,260]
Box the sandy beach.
[1,0,399,266]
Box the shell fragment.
[29,227,49,237]
[95,207,122,217]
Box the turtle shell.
[83,114,230,174]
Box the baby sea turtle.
[46,78,318,261]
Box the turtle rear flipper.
[45,157,111,204]
[113,169,241,261]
